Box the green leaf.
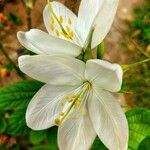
[29,145,52,150]
[29,130,47,145]
[126,108,150,150]
[7,109,30,136]
[0,80,44,111]
[138,136,150,150]
[46,127,58,150]
[0,115,7,133]
[91,137,108,150]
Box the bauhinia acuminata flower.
[17,0,119,57]
[19,55,128,150]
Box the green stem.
[122,59,150,73]
[0,43,26,80]
[97,41,105,59]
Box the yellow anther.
[60,32,70,39]
[68,31,74,38]
[67,98,73,103]
[59,16,63,24]
[54,118,61,126]
[65,96,70,100]
[55,29,60,36]
[68,18,72,25]
[66,25,70,33]
[74,101,80,108]
[61,102,64,107]
[59,112,64,116]
[50,16,54,24]
[72,95,76,99]
[50,23,54,31]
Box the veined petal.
[77,0,104,45]
[58,101,96,150]
[92,0,119,48]
[17,29,82,57]
[19,55,85,86]
[26,84,78,130]
[88,87,128,150]
[85,59,123,92]
[43,2,82,45]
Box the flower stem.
[122,59,150,73]
[0,43,26,80]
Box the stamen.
[50,23,54,31]
[55,29,60,36]
[66,25,70,33]
[50,16,54,24]
[54,118,61,126]
[59,112,64,116]
[59,16,63,24]
[68,18,72,25]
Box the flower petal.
[77,0,104,45]
[58,104,96,150]
[85,59,123,92]
[26,84,78,130]
[19,55,85,86]
[92,0,119,48]
[43,2,76,35]
[43,2,82,45]
[88,87,128,150]
[17,29,82,57]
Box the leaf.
[0,80,44,111]
[0,115,7,133]
[29,145,52,150]
[7,109,30,136]
[138,136,150,150]
[46,127,58,150]
[126,108,150,150]
[91,137,108,150]
[29,130,47,145]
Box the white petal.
[17,29,82,57]
[77,0,104,45]
[88,87,128,150]
[19,55,85,86]
[43,2,76,35]
[26,84,78,130]
[17,31,42,54]
[43,2,82,45]
[92,0,119,48]
[58,103,96,150]
[85,59,123,92]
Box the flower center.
[54,81,91,126]
[47,0,74,40]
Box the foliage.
[123,0,150,108]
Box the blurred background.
[0,0,149,149]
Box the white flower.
[17,0,119,57]
[19,55,128,150]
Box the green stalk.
[122,59,150,73]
